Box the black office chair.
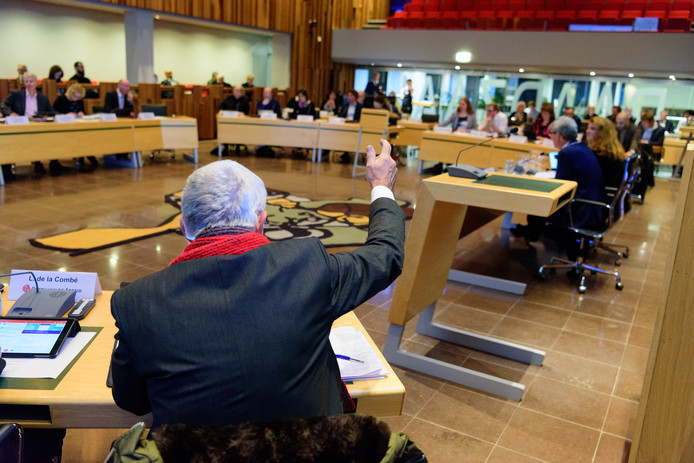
[538,159,634,293]
[0,424,24,463]
[91,105,106,114]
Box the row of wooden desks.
[0,291,404,428]
[0,117,199,185]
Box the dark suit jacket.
[110,198,405,429]
[104,90,134,113]
[219,95,250,115]
[338,103,362,122]
[53,95,85,115]
[554,142,606,229]
[365,81,384,97]
[1,90,53,116]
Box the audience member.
[54,84,99,172]
[47,65,64,83]
[357,91,366,107]
[684,109,694,126]
[1,73,60,176]
[104,79,134,115]
[513,116,605,249]
[109,139,404,429]
[583,105,597,121]
[586,117,627,190]
[531,102,555,138]
[634,110,665,194]
[208,72,219,85]
[636,111,665,147]
[373,94,400,126]
[479,103,508,135]
[439,97,476,131]
[338,90,362,122]
[365,71,384,97]
[624,107,637,124]
[69,61,91,84]
[658,110,674,133]
[564,107,582,128]
[400,79,413,114]
[242,74,254,88]
[508,101,527,127]
[16,64,28,84]
[615,112,638,154]
[218,86,250,115]
[525,100,540,120]
[321,90,340,115]
[290,89,316,119]
[256,87,282,117]
[607,105,621,124]
[161,70,178,86]
[217,76,232,88]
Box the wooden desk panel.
[316,123,360,152]
[0,290,403,428]
[217,117,320,148]
[395,121,435,147]
[158,117,199,150]
[0,121,136,164]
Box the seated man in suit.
[338,90,363,122]
[110,139,404,429]
[256,87,282,117]
[0,72,60,178]
[513,116,605,249]
[104,79,134,116]
[218,85,250,115]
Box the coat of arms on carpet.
[29,189,413,256]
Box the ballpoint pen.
[335,354,364,363]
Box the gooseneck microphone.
[448,128,518,179]
[0,272,40,293]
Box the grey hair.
[180,160,267,240]
[549,116,578,142]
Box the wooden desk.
[383,173,576,401]
[0,291,404,428]
[217,117,320,159]
[393,121,435,147]
[419,131,555,169]
[0,117,200,184]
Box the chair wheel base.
[616,282,624,291]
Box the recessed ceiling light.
[628,73,634,78]
[454,65,461,70]
[455,51,472,63]
[397,63,402,68]
[370,63,375,66]
[518,68,525,73]
[669,75,676,81]
[589,71,596,76]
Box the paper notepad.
[330,326,388,381]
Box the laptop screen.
[549,151,559,170]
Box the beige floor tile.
[552,331,625,366]
[563,312,631,343]
[402,418,493,463]
[487,447,550,463]
[489,317,561,350]
[603,397,639,439]
[505,300,572,328]
[538,351,618,394]
[614,369,645,402]
[594,433,631,463]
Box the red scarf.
[169,232,270,266]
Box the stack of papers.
[330,326,388,381]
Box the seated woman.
[320,90,340,116]
[585,117,627,190]
[508,101,527,128]
[373,95,400,126]
[53,83,99,171]
[438,97,476,132]
[290,89,316,119]
[531,102,555,138]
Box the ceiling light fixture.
[589,71,596,76]
[518,68,525,73]
[455,51,472,63]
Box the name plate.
[259,112,278,120]
[541,138,555,147]
[433,126,452,134]
[328,117,346,124]
[137,112,155,120]
[469,130,489,138]
[54,114,76,123]
[99,113,117,122]
[509,134,528,144]
[297,114,314,122]
[222,110,241,118]
[6,269,102,300]
[5,116,30,125]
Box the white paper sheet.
[330,326,388,381]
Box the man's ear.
[256,210,268,234]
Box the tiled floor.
[0,142,678,462]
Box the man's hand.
[366,139,397,190]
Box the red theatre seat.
[441,10,463,29]
[576,10,599,22]
[403,11,424,28]
[514,9,535,30]
[598,9,621,25]
[423,11,443,28]
[551,10,575,30]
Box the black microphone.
[447,127,519,179]
[0,272,40,293]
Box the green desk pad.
[473,175,562,193]
[0,326,102,390]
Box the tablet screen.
[549,151,559,170]
[0,318,72,358]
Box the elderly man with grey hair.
[512,116,605,244]
[109,139,405,430]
